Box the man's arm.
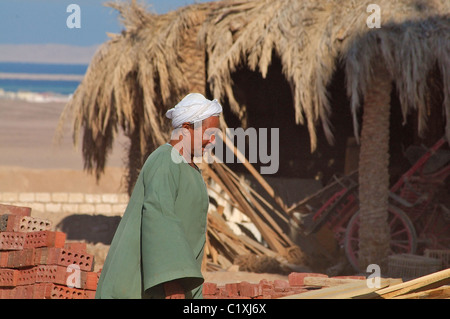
[163,279,185,299]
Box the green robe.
[95,144,209,299]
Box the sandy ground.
[0,97,289,283]
[0,98,128,172]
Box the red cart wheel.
[344,205,417,271]
[412,205,450,252]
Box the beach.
[0,97,128,192]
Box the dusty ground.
[0,97,289,283]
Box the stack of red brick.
[0,204,99,299]
[203,273,366,299]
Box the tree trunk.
[358,61,392,272]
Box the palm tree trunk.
[358,60,392,271]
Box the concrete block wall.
[0,192,129,216]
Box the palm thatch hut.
[57,0,450,272]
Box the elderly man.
[95,93,222,299]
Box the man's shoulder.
[142,144,182,171]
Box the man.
[95,93,222,299]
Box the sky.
[0,0,215,47]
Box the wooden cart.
[288,137,450,271]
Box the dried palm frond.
[56,0,450,182]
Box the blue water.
[0,62,87,95]
[0,62,88,75]
[0,79,81,95]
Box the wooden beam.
[370,268,450,299]
[302,276,367,287]
[279,279,400,299]
[391,285,450,299]
[221,132,288,211]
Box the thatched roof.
[57,0,450,179]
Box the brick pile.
[202,273,366,299]
[0,203,99,299]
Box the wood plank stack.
[279,268,450,299]
[201,159,308,273]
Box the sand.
[0,98,129,193]
[0,98,127,172]
[0,97,289,283]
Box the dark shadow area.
[56,214,121,245]
[219,53,355,186]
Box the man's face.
[186,116,220,158]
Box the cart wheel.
[413,204,450,252]
[344,205,417,272]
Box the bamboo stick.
[221,131,288,212]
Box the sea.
[0,62,87,102]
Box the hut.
[57,0,450,273]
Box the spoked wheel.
[412,205,450,252]
[344,205,417,271]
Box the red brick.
[36,264,97,290]
[64,242,87,252]
[35,265,68,285]
[0,269,20,287]
[84,290,96,299]
[36,247,94,271]
[81,271,98,290]
[202,282,217,295]
[48,284,87,299]
[5,214,20,232]
[224,282,239,297]
[0,214,9,231]
[0,232,26,250]
[33,247,48,265]
[0,204,31,217]
[259,279,274,289]
[238,281,263,298]
[0,287,15,298]
[7,215,52,232]
[273,279,289,291]
[59,248,94,271]
[261,287,276,298]
[32,283,52,299]
[288,272,328,286]
[18,267,37,285]
[7,249,36,268]
[24,231,66,249]
[0,251,9,267]
[14,284,34,299]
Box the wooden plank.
[221,132,288,211]
[220,159,290,225]
[391,285,450,299]
[211,161,286,254]
[303,276,366,287]
[214,161,295,251]
[371,268,450,299]
[279,279,399,299]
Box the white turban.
[165,93,222,128]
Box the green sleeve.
[140,158,204,296]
